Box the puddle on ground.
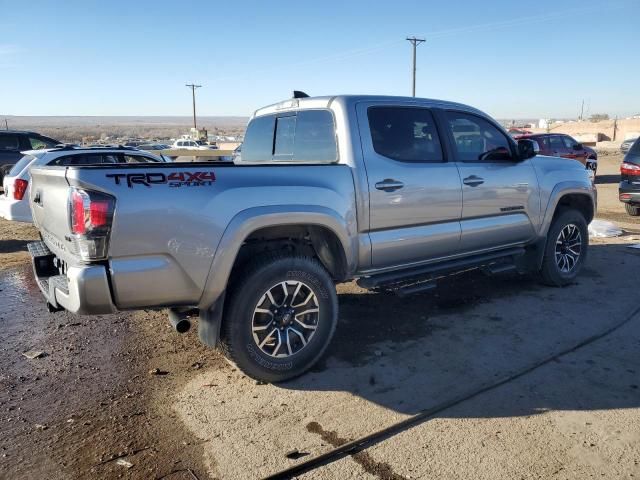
[0,265,43,336]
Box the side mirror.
[517,139,538,160]
[573,143,583,150]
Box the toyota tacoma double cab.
[27,94,596,382]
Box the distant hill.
[2,115,248,127]
[1,116,249,142]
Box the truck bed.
[29,161,356,311]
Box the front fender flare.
[539,181,596,237]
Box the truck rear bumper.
[28,241,116,315]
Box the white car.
[0,146,164,223]
[172,139,218,150]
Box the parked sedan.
[619,137,640,216]
[0,146,163,223]
[515,133,598,174]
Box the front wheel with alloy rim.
[221,254,338,383]
[539,208,588,287]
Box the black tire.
[625,203,640,216]
[221,254,338,383]
[539,208,588,287]
[0,164,12,185]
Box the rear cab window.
[367,106,443,162]
[549,135,565,151]
[240,110,337,163]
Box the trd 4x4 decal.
[106,171,215,188]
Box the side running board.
[357,247,525,294]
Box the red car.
[515,133,598,173]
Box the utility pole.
[406,37,425,97]
[4,119,8,130]
[185,83,202,129]
[579,99,584,121]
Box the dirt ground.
[1,153,639,479]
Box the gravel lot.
[0,153,638,479]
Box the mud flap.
[515,238,547,273]
[198,294,225,348]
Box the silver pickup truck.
[28,94,596,382]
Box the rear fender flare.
[198,205,356,312]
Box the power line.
[185,83,202,129]
[406,37,425,97]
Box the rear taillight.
[68,188,115,260]
[71,190,86,234]
[621,162,640,176]
[13,179,28,200]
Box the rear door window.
[29,136,58,150]
[0,134,21,151]
[549,136,565,152]
[367,107,443,163]
[537,136,550,150]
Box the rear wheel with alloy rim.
[539,208,588,286]
[625,203,640,216]
[221,254,338,383]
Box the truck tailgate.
[29,166,75,260]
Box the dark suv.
[515,133,598,173]
[0,130,61,184]
[619,137,640,216]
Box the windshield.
[8,155,37,176]
[629,138,640,155]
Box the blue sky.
[1,0,638,118]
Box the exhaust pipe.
[168,309,191,334]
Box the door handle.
[375,179,404,192]
[463,175,484,187]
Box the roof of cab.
[252,94,486,118]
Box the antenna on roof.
[293,91,309,99]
